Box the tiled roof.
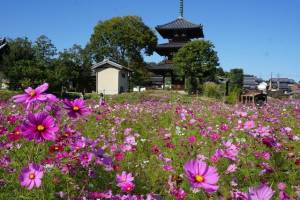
[147,63,173,71]
[157,42,186,49]
[156,18,201,30]
[92,59,133,72]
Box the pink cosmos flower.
[211,149,223,163]
[116,171,135,193]
[188,135,197,144]
[279,191,293,200]
[210,132,220,141]
[79,152,94,167]
[277,182,286,191]
[63,98,91,118]
[21,112,58,142]
[7,126,23,141]
[231,190,248,200]
[19,163,44,190]
[183,159,219,193]
[222,141,239,161]
[171,187,186,200]
[220,123,229,131]
[124,135,137,146]
[115,152,125,161]
[248,184,274,200]
[244,120,255,130]
[12,83,49,108]
[225,164,237,174]
[163,164,174,171]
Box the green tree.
[227,68,244,92]
[87,16,157,86]
[0,37,38,89]
[0,36,59,89]
[34,35,57,65]
[173,40,219,94]
[53,45,93,92]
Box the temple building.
[148,0,204,89]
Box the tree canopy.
[173,40,219,94]
[87,16,157,86]
[226,68,244,91]
[0,36,92,92]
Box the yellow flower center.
[195,175,204,183]
[37,125,45,132]
[29,172,36,180]
[29,91,36,97]
[15,131,20,135]
[73,106,79,111]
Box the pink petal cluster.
[21,112,58,142]
[248,184,274,200]
[116,171,135,193]
[183,159,219,193]
[12,83,50,108]
[63,98,91,118]
[19,163,44,190]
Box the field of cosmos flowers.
[0,83,300,200]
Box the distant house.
[243,75,262,90]
[92,59,132,95]
[270,78,294,92]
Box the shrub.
[84,92,100,100]
[225,86,241,104]
[202,82,222,99]
[0,90,19,101]
[62,92,82,99]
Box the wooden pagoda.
[148,0,204,89]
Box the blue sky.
[1,0,300,81]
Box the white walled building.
[92,59,132,95]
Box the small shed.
[92,59,132,95]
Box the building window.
[121,72,126,78]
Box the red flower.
[115,152,125,161]
[295,159,300,166]
[49,145,64,153]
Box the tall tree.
[0,37,38,89]
[34,35,57,65]
[87,16,157,85]
[0,36,58,89]
[53,45,92,92]
[227,68,244,91]
[173,40,219,94]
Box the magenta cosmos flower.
[63,98,91,118]
[116,171,135,193]
[21,112,58,142]
[183,159,219,193]
[12,83,49,107]
[248,184,274,200]
[19,163,44,190]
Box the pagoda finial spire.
[179,0,184,18]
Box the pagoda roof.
[157,42,186,48]
[156,42,186,56]
[147,63,173,73]
[156,18,204,39]
[156,18,201,30]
